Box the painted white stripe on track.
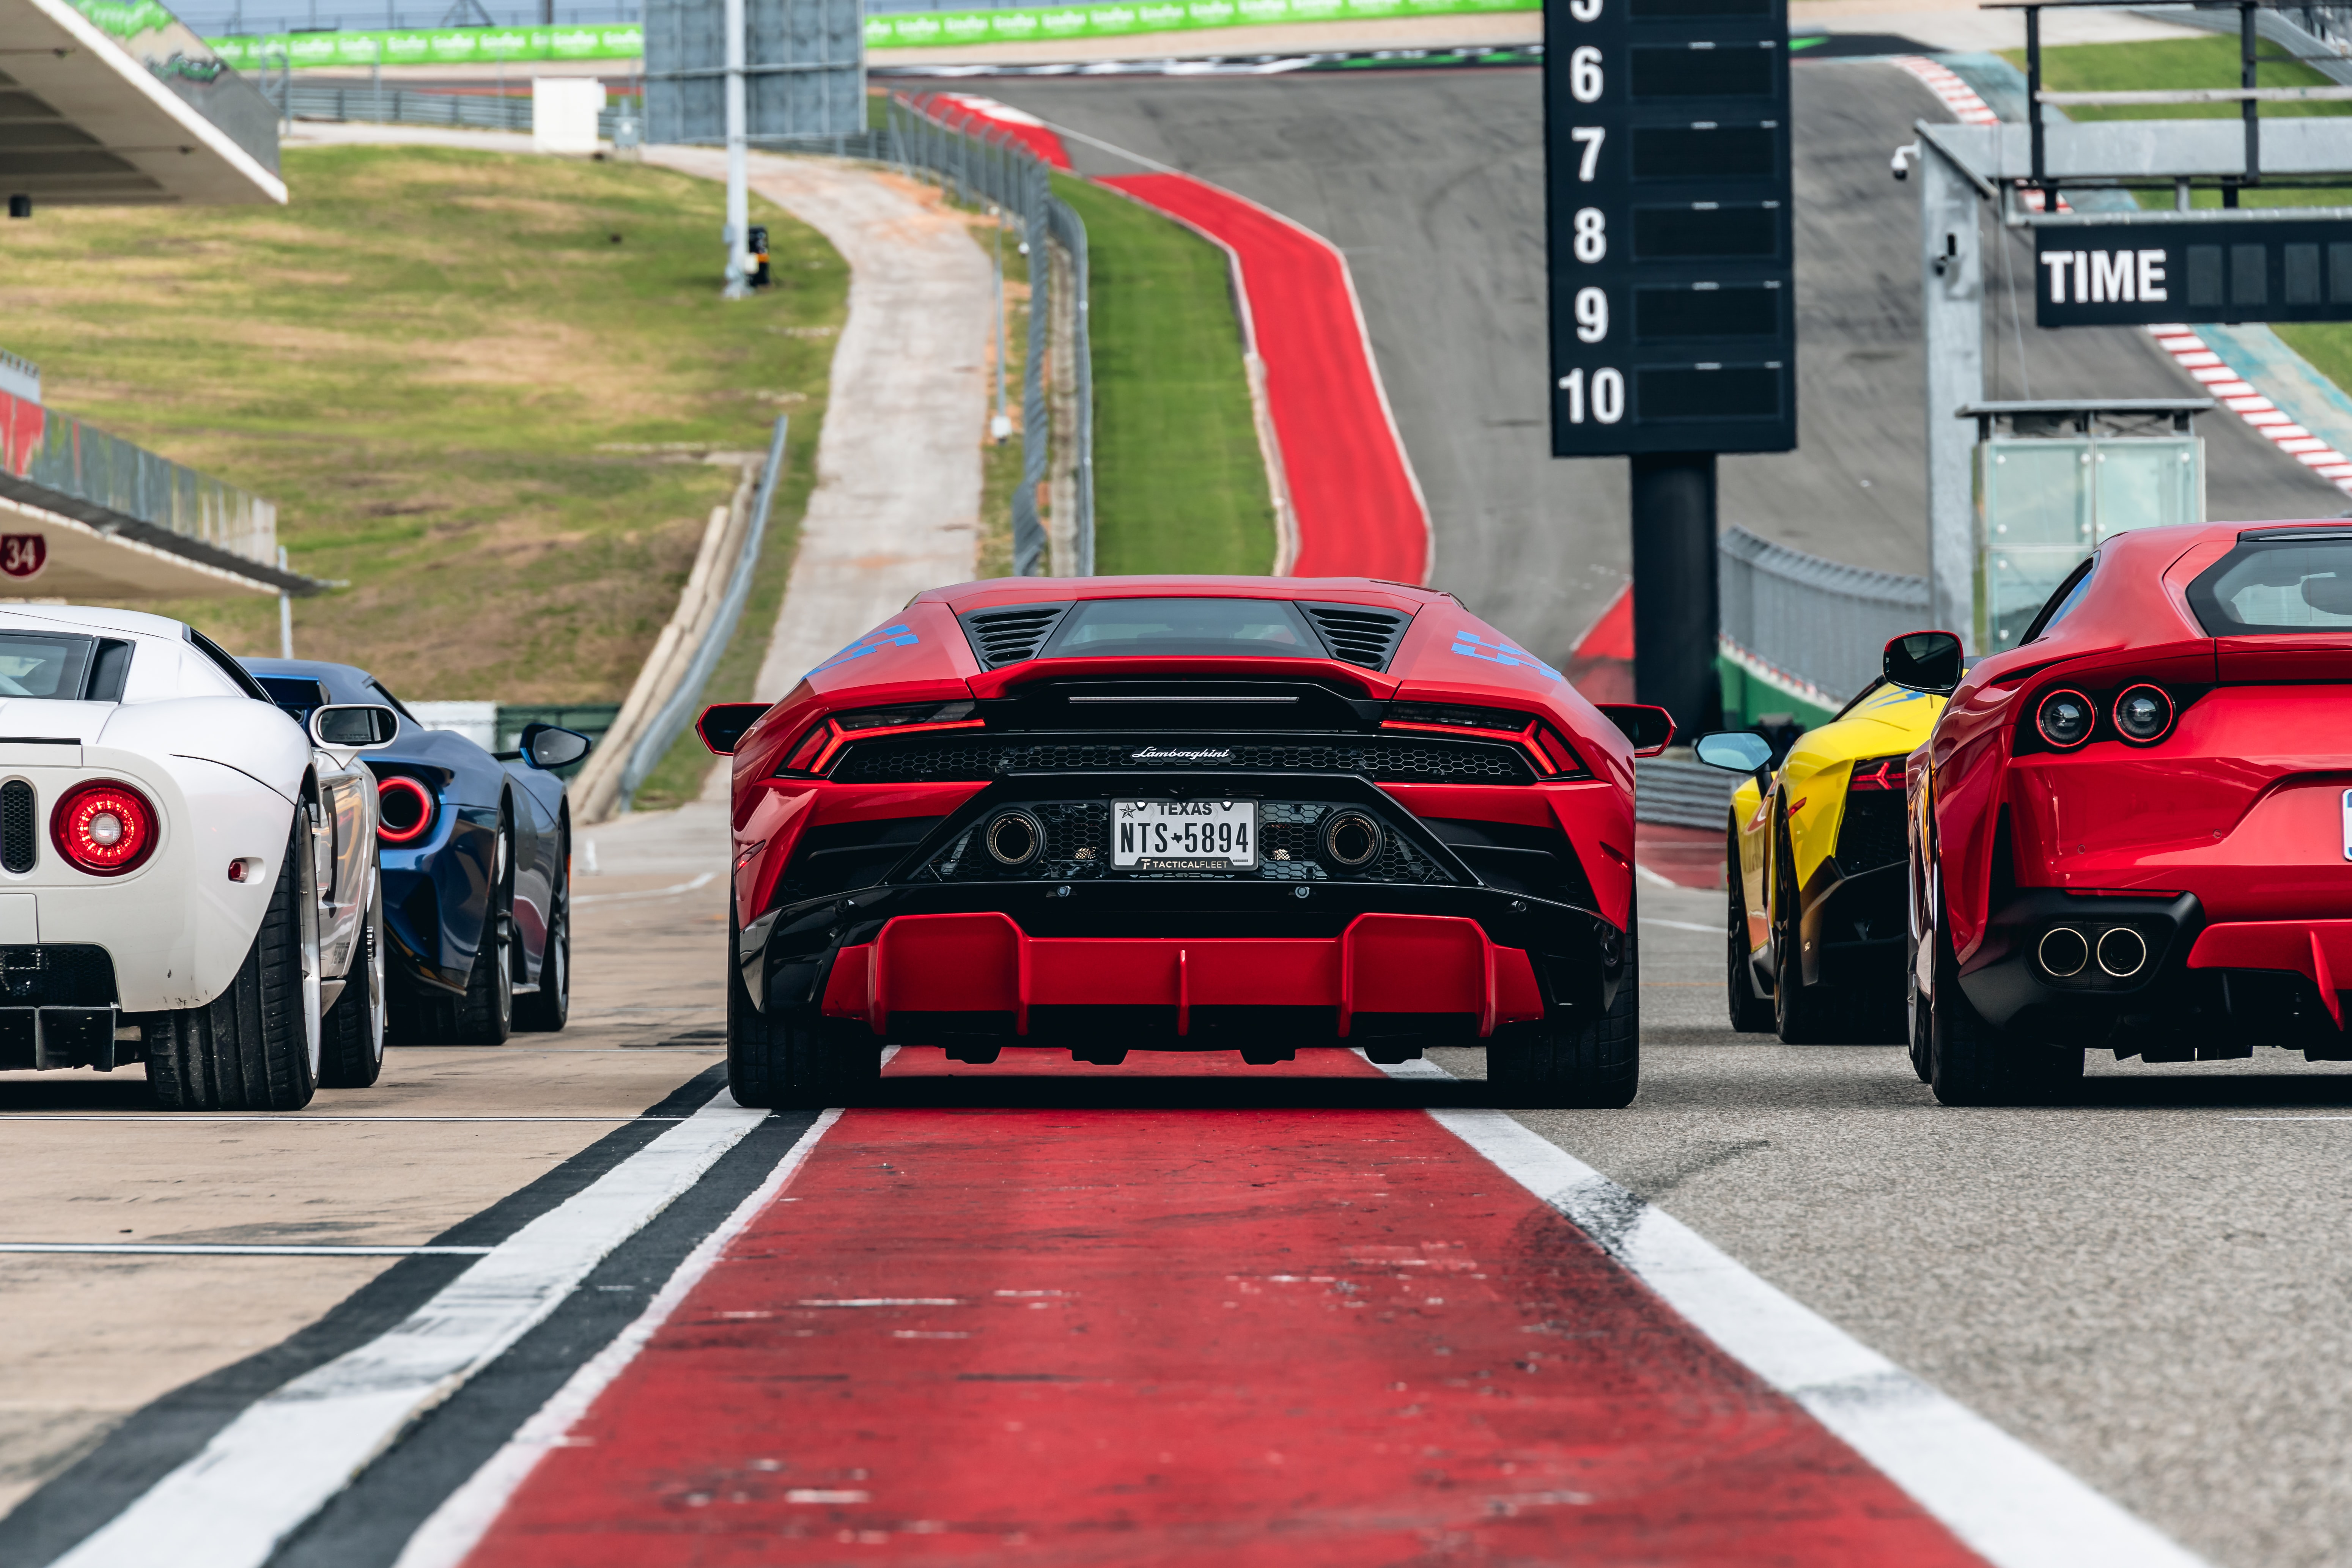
[54,1093,769,1568]
[391,1108,843,1568]
[1641,916,1719,934]
[0,1115,690,1123]
[572,870,717,904]
[1374,1059,2209,1567]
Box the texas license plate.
[1114,799,1257,870]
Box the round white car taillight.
[52,781,157,876]
[2113,684,2174,744]
[376,774,436,846]
[2036,689,2096,750]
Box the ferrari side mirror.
[519,722,592,770]
[698,702,772,756]
[1694,730,1774,776]
[311,704,400,750]
[1597,703,1675,757]
[1884,630,1964,695]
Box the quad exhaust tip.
[2097,926,2149,978]
[2038,926,2089,978]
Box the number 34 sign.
[0,536,46,579]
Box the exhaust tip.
[1322,810,1383,869]
[2097,926,2149,978]
[2038,926,2089,978]
[984,808,1045,867]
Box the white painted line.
[1372,1058,2206,1567]
[55,1093,769,1568]
[392,1108,843,1568]
[1641,917,1720,934]
[2225,1115,2352,1121]
[1633,863,1680,890]
[572,870,717,905]
[0,1243,494,1257]
[0,1116,689,1124]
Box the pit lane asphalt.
[1432,879,2352,1568]
[982,61,2347,663]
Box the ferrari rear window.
[1048,598,1320,659]
[2188,537,2352,634]
[0,633,95,699]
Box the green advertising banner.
[204,22,643,71]
[203,0,1529,69]
[864,0,1534,48]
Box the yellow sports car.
[1694,680,1945,1042]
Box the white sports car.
[0,606,397,1110]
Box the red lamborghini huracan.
[699,578,1669,1109]
[1891,519,2352,1104]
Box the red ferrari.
[1892,519,2352,1104]
[699,578,1668,1109]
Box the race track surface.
[987,63,2346,663]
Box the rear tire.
[1726,824,1774,1033]
[1489,911,1638,1109]
[1928,910,2084,1106]
[1771,818,1874,1045]
[147,815,318,1112]
[450,820,514,1046]
[318,867,385,1088]
[513,833,569,1033]
[725,902,879,1109]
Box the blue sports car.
[242,659,591,1043]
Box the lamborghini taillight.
[1383,703,1590,779]
[1848,754,1908,792]
[775,701,984,777]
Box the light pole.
[720,0,749,299]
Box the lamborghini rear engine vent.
[0,781,34,873]
[961,604,1072,670]
[1301,603,1410,670]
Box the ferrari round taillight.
[51,780,156,876]
[2113,684,2174,744]
[2036,689,2095,750]
[376,774,436,846]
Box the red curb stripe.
[2146,326,2352,493]
[459,1098,1990,1565]
[913,93,1074,169]
[1099,171,1434,585]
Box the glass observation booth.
[1963,398,2211,651]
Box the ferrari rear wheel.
[1927,909,2084,1106]
[148,815,317,1112]
[725,903,879,1109]
[318,868,386,1088]
[1725,824,1773,1033]
[1489,911,1638,1109]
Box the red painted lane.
[914,93,1074,169]
[1099,172,1432,586]
[463,1053,1985,1566]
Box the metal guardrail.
[0,388,316,593]
[886,93,1094,577]
[618,415,789,810]
[276,80,643,137]
[1635,758,1740,834]
[0,349,37,405]
[1718,524,1929,707]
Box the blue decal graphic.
[1451,629,1562,683]
[807,624,919,679]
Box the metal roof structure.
[0,0,283,208]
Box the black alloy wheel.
[1725,821,1774,1033]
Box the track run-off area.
[13,52,2352,1568]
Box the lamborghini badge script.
[1131,747,1235,763]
